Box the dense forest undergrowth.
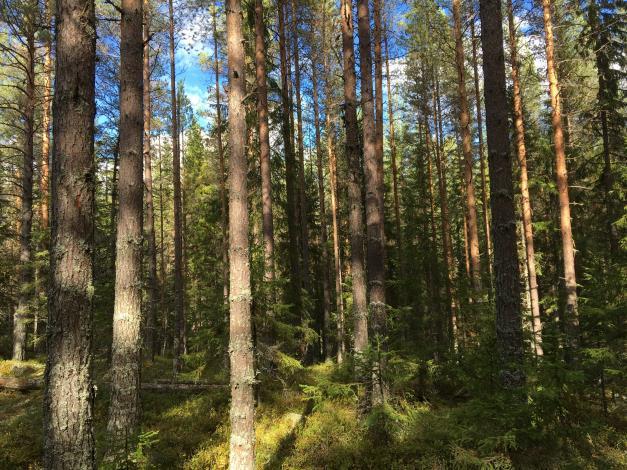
[2,353,625,469]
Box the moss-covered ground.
[1,357,625,469]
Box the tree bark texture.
[44,0,97,464]
[226,1,256,468]
[479,0,525,387]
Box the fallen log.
[141,382,228,391]
[0,376,43,391]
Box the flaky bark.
[340,0,368,361]
[507,0,542,356]
[358,0,386,406]
[44,0,97,464]
[40,0,52,232]
[226,1,255,467]
[541,0,579,349]
[479,0,524,387]
[107,0,144,450]
[168,0,185,371]
[254,0,275,283]
[452,0,482,292]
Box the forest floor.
[1,356,625,469]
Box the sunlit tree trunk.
[226,1,255,467]
[452,0,482,293]
[541,0,579,350]
[468,2,492,280]
[507,0,542,357]
[479,0,524,387]
[44,0,96,463]
[107,0,144,451]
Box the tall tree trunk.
[158,137,168,356]
[291,0,311,297]
[541,0,579,350]
[143,0,158,362]
[321,3,344,363]
[107,0,144,450]
[226,1,255,467]
[468,2,492,280]
[507,0,542,357]
[278,0,302,314]
[213,3,229,303]
[254,0,275,284]
[479,0,524,387]
[168,0,185,371]
[452,0,482,293]
[39,0,52,232]
[340,0,368,374]
[588,1,619,260]
[373,0,385,236]
[311,23,331,360]
[433,79,458,352]
[384,31,402,269]
[357,0,387,406]
[44,0,97,463]
[13,25,36,361]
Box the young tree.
[478,0,524,386]
[44,0,96,464]
[226,0,255,467]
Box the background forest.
[0,0,625,468]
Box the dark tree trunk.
[44,0,97,464]
[357,0,387,406]
[226,0,256,467]
[340,0,368,371]
[278,0,302,314]
[255,0,275,284]
[479,0,525,387]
